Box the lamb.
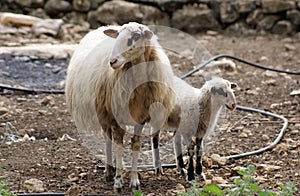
[152,77,237,181]
[65,22,176,191]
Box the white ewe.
[65,22,176,191]
[152,77,237,181]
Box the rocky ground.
[0,26,299,195]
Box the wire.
[0,83,64,94]
[226,105,288,159]
[180,54,300,79]
[1,54,299,93]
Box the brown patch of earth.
[0,30,299,195]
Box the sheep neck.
[106,43,174,126]
[198,87,223,133]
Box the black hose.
[180,54,300,79]
[0,84,64,94]
[1,54,300,94]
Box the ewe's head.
[209,78,237,111]
[104,22,154,69]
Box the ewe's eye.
[132,32,141,41]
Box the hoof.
[130,184,140,191]
[104,165,115,182]
[104,170,114,182]
[188,176,195,181]
[155,167,164,175]
[105,175,114,182]
[113,176,124,192]
[181,168,187,176]
[187,172,195,181]
[200,172,206,181]
[130,175,140,190]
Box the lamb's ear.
[231,82,238,89]
[143,30,153,39]
[103,29,119,38]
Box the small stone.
[259,56,269,62]
[228,149,243,155]
[79,172,88,178]
[68,173,79,182]
[272,20,295,35]
[233,126,244,131]
[245,89,258,95]
[0,107,9,116]
[206,30,218,36]
[172,7,220,33]
[265,79,277,86]
[232,166,246,172]
[262,0,295,13]
[66,185,94,196]
[258,164,282,171]
[16,97,27,102]
[261,134,270,141]
[290,130,299,134]
[175,183,186,193]
[236,1,256,13]
[220,2,240,23]
[210,154,227,166]
[264,70,278,77]
[212,176,228,184]
[239,132,248,138]
[38,110,47,115]
[284,44,296,51]
[246,9,264,25]
[274,174,283,178]
[166,183,187,196]
[23,178,45,193]
[73,0,90,12]
[60,166,67,170]
[290,89,300,96]
[38,95,55,106]
[270,103,282,109]
[256,176,268,182]
[258,15,280,30]
[44,0,72,17]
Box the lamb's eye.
[129,45,135,51]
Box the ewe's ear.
[231,82,238,89]
[103,29,119,38]
[143,30,153,39]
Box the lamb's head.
[104,22,154,69]
[209,78,237,111]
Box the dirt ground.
[0,27,299,195]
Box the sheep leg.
[195,138,206,180]
[152,131,163,175]
[173,132,187,176]
[104,127,114,182]
[187,143,195,181]
[112,126,126,192]
[130,124,143,190]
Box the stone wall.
[1,0,300,35]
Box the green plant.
[134,189,144,196]
[228,165,262,195]
[0,168,16,196]
[178,165,297,196]
[179,180,224,196]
